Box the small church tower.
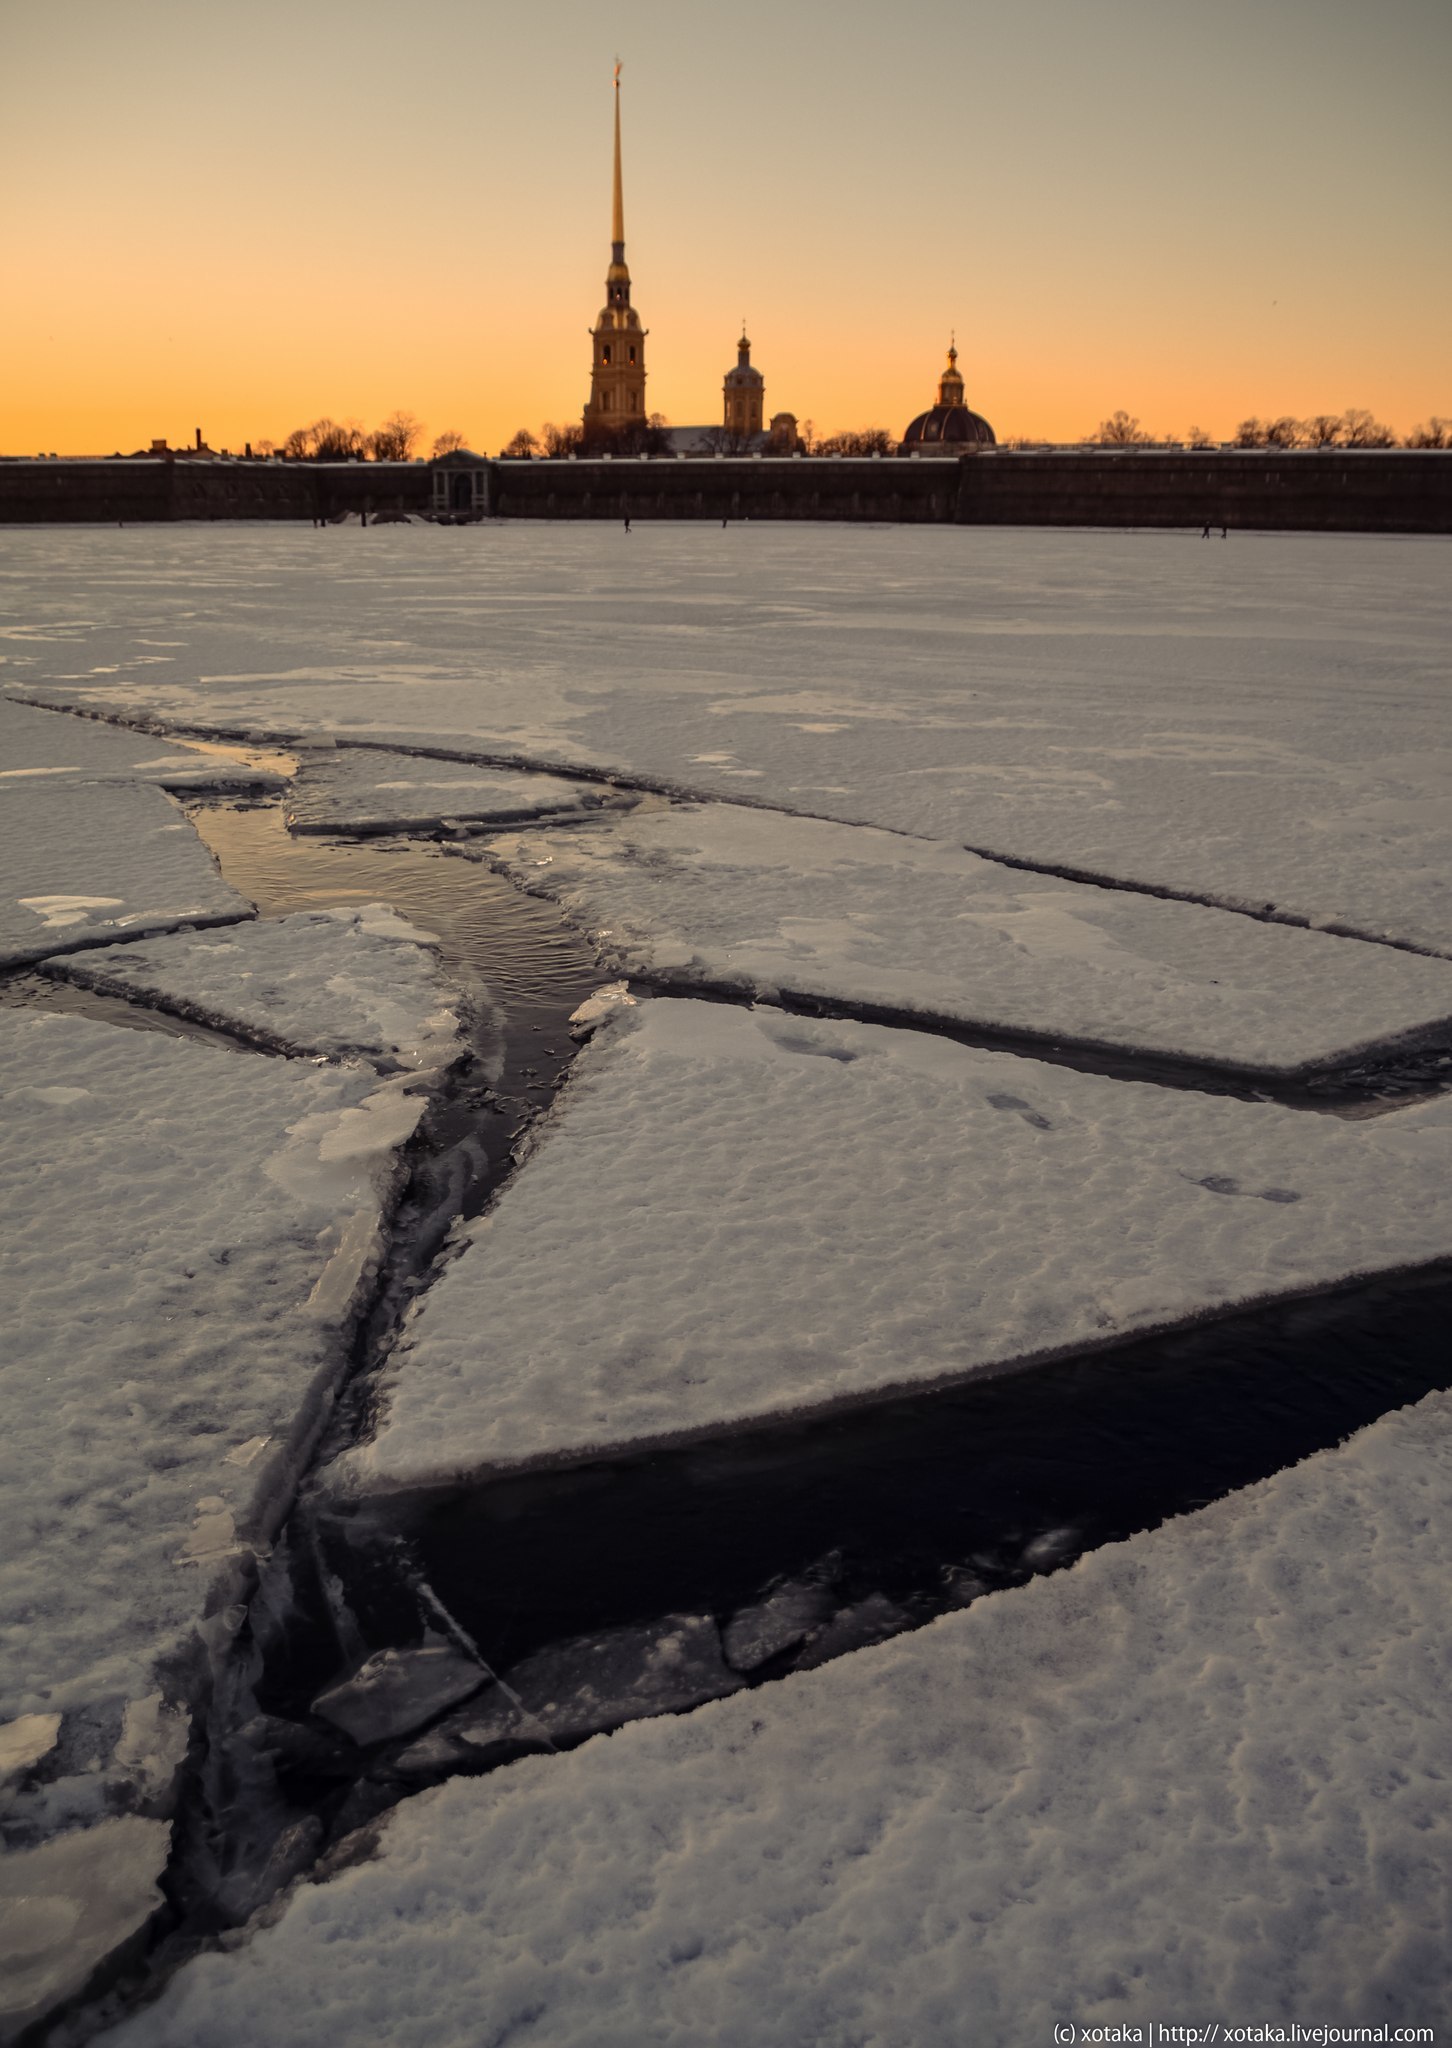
[584,65,648,434]
[723,329,764,440]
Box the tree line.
[252,413,470,461]
[500,418,895,459]
[1084,409,1449,449]
[250,406,1450,462]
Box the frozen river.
[1,523,1450,2044]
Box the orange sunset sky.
[3,0,1449,457]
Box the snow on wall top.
[484,803,1452,1077]
[101,1381,1452,2046]
[51,906,469,1070]
[0,1010,424,1733]
[5,526,1449,951]
[285,745,634,835]
[0,777,252,967]
[334,998,1452,1499]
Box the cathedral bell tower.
[722,328,764,440]
[584,65,648,434]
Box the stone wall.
[2,451,1447,532]
[0,459,429,524]
[955,450,1452,533]
[490,456,953,524]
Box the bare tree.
[698,425,751,455]
[1303,413,1343,447]
[1340,408,1395,448]
[813,428,891,456]
[501,429,539,458]
[577,417,668,458]
[539,421,583,458]
[282,426,315,459]
[1405,418,1451,449]
[1096,410,1151,445]
[430,429,468,457]
[1184,425,1215,449]
[647,412,670,432]
[1233,418,1267,447]
[1264,416,1307,448]
[253,439,276,459]
[309,418,366,460]
[368,411,423,461]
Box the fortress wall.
[1,452,1447,532]
[954,451,1452,533]
[490,457,954,523]
[0,460,176,523]
[0,460,429,524]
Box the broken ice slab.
[0,778,253,968]
[484,803,1452,1080]
[793,1594,914,1671]
[14,527,1452,954]
[51,906,469,1071]
[0,693,283,796]
[722,1580,836,1672]
[0,1816,170,2043]
[285,746,635,837]
[0,1011,428,2025]
[0,1713,62,1781]
[313,1645,489,1747]
[393,1615,740,1774]
[102,1385,1452,2047]
[331,999,1452,1501]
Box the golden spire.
[611,60,625,258]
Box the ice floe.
[7,525,1450,950]
[50,905,468,1069]
[97,1384,1452,2044]
[0,1011,428,2018]
[285,745,634,836]
[1,1816,171,2042]
[392,1614,740,1777]
[483,803,1452,1077]
[0,778,252,966]
[0,692,286,795]
[313,1646,489,1747]
[333,999,1452,1499]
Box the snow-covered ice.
[332,998,1452,1498]
[0,1714,62,1781]
[0,778,252,967]
[98,1383,1452,2046]
[5,525,1449,950]
[0,1011,428,2021]
[483,803,1452,1076]
[50,906,468,1070]
[285,745,634,836]
[1,1817,171,2042]
[7,524,1452,2036]
[0,692,280,794]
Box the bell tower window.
[602,344,612,365]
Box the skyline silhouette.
[4,0,1448,455]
